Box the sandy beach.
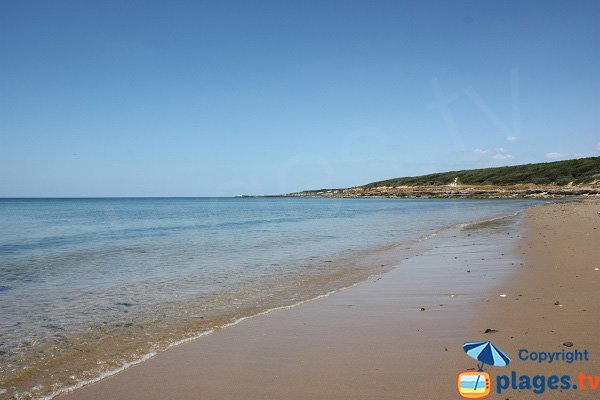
[470,200,600,399]
[4,2,598,399]
[58,200,600,400]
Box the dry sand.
[60,200,600,400]
[471,200,600,399]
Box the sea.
[0,197,541,399]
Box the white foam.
[166,329,214,349]
[37,352,157,400]
[417,232,438,242]
[460,210,522,229]
[218,281,365,331]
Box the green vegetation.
[361,157,600,187]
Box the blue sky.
[1,0,599,196]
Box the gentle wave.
[459,210,523,230]
[30,211,527,400]
[37,276,376,400]
[0,198,542,399]
[38,352,158,400]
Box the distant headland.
[275,157,600,199]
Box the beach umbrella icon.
[463,341,511,371]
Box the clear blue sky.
[1,0,599,196]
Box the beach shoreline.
[0,199,538,400]
[55,206,526,399]
[30,199,599,400]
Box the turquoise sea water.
[0,197,539,399]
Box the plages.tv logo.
[457,341,511,398]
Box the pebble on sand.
[563,341,574,347]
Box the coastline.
[278,184,600,199]
[0,199,538,400]
[46,199,599,399]
[57,208,526,399]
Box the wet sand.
[60,200,600,400]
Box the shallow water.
[0,197,540,399]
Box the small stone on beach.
[420,307,425,311]
[484,328,498,334]
[563,341,574,347]
[554,301,561,306]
